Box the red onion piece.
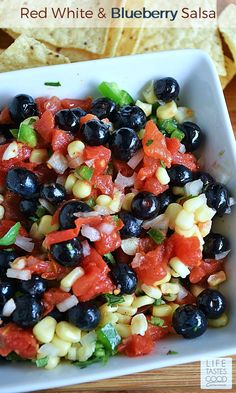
[56,295,78,312]
[127,150,144,169]
[81,225,101,241]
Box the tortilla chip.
[104,28,124,57]
[220,56,236,89]
[116,28,144,56]
[136,28,226,76]
[0,35,70,72]
[219,4,236,63]
[58,48,100,62]
[4,28,109,54]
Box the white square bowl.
[0,49,235,393]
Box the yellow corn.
[142,80,156,104]
[154,271,171,286]
[169,257,190,278]
[109,190,123,212]
[170,268,180,278]
[67,346,77,361]
[60,267,85,291]
[175,209,195,230]
[96,195,113,207]
[0,194,4,204]
[169,302,180,315]
[117,306,138,316]
[135,100,152,117]
[198,220,212,237]
[183,194,206,213]
[175,225,196,238]
[45,356,60,370]
[131,313,148,336]
[100,304,118,315]
[33,316,57,344]
[65,174,77,194]
[137,128,146,140]
[67,141,85,158]
[116,313,131,324]
[73,180,92,199]
[38,215,60,236]
[156,101,178,120]
[161,283,180,295]
[56,321,81,343]
[193,225,205,247]
[141,284,162,299]
[77,341,96,362]
[115,323,132,338]
[30,148,48,164]
[190,284,205,297]
[165,203,182,230]
[175,107,194,123]
[0,205,4,220]
[195,205,216,222]
[100,312,119,326]
[132,295,154,309]
[153,304,172,318]
[163,293,177,301]
[156,167,170,185]
[207,271,226,287]
[208,313,228,328]
[51,335,71,357]
[122,193,135,211]
[30,222,44,240]
[122,294,135,307]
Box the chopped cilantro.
[74,342,109,369]
[167,350,178,355]
[146,139,153,146]
[86,198,96,208]
[44,81,61,87]
[104,293,125,306]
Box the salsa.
[0,77,232,369]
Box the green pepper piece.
[147,228,165,245]
[18,117,38,148]
[171,129,185,141]
[76,165,94,181]
[98,82,134,106]
[158,119,178,133]
[0,222,21,246]
[97,323,121,353]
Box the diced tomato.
[80,113,97,126]
[72,248,114,301]
[2,192,23,222]
[143,121,172,167]
[94,216,123,255]
[132,245,168,285]
[26,256,68,280]
[0,143,32,164]
[34,110,55,143]
[118,334,154,357]
[138,237,157,253]
[35,97,47,115]
[0,107,12,125]
[93,174,114,196]
[190,259,224,284]
[114,247,132,264]
[34,164,58,184]
[171,151,198,171]
[175,291,196,305]
[0,323,38,359]
[42,288,71,315]
[146,317,171,341]
[51,129,74,154]
[166,137,181,156]
[84,145,111,175]
[167,233,202,267]
[36,96,62,115]
[143,176,168,195]
[61,97,92,111]
[113,160,134,177]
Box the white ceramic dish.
[0,49,235,393]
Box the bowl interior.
[0,50,235,393]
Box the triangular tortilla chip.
[219,4,236,63]
[220,56,236,89]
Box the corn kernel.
[122,193,135,211]
[208,313,228,328]
[169,257,190,278]
[156,167,170,185]
[29,222,44,240]
[116,313,131,324]
[153,304,172,317]
[77,342,96,362]
[65,173,77,193]
[175,225,196,237]
[141,284,162,299]
[96,195,113,207]
[193,225,205,246]
[115,323,132,338]
[0,205,5,220]
[165,203,182,230]
[109,190,122,212]
[169,302,180,315]
[38,215,59,236]
[100,304,118,315]
[0,194,4,204]
[51,335,71,357]
[153,271,171,286]
[73,180,91,199]
[45,356,60,370]
[67,141,85,158]
[175,107,194,123]
[170,268,180,278]
[60,267,85,291]
[117,306,138,316]
[190,285,205,297]
[160,283,180,295]
[131,313,147,336]
[135,100,152,117]
[122,294,135,307]
[142,80,156,104]
[175,209,195,230]
[30,148,48,164]
[183,194,206,213]
[137,128,145,140]
[67,346,77,361]
[195,205,216,222]
[100,312,119,326]
[198,220,212,237]
[33,316,57,344]
[56,321,81,343]
[163,293,177,301]
[156,101,178,120]
[207,271,226,287]
[132,295,155,309]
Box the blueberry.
[172,304,208,339]
[167,165,193,186]
[197,172,215,188]
[0,281,16,306]
[0,250,18,278]
[203,233,230,259]
[153,77,180,102]
[8,94,38,124]
[55,108,86,133]
[68,302,100,331]
[114,105,146,132]
[91,98,117,121]
[59,200,92,230]
[40,183,66,205]
[19,199,38,216]
[48,308,68,322]
[0,124,13,144]
[158,190,175,214]
[179,122,203,152]
[109,127,140,161]
[12,295,43,328]
[80,119,110,146]
[131,191,160,220]
[110,264,137,294]
[6,168,39,197]
[19,275,47,297]
[50,238,83,267]
[197,289,226,319]
[118,211,142,239]
[205,182,230,216]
